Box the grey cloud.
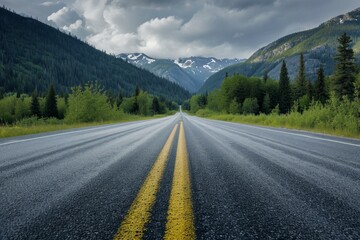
[206,0,277,10]
[0,0,359,59]
[47,6,81,27]
[111,0,189,8]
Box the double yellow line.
[114,122,195,240]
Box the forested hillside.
[0,7,190,102]
[200,7,360,93]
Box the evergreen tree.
[44,85,58,118]
[152,97,160,114]
[263,71,268,83]
[134,85,140,97]
[314,65,327,104]
[295,53,307,99]
[262,93,271,114]
[198,94,208,108]
[306,79,313,99]
[116,93,123,109]
[279,61,291,114]
[132,86,140,114]
[334,33,356,99]
[30,92,41,117]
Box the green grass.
[194,107,360,139]
[0,114,168,139]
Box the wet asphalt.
[0,112,359,239]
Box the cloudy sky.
[1,0,359,59]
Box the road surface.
[0,113,359,239]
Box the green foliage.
[44,85,58,118]
[207,89,223,112]
[65,83,112,123]
[120,97,138,114]
[229,98,240,114]
[190,95,201,113]
[152,97,160,114]
[295,53,307,100]
[314,65,328,104]
[354,74,360,99]
[197,96,360,138]
[262,93,271,114]
[137,91,150,116]
[279,61,292,114]
[15,96,30,120]
[134,85,140,97]
[57,97,67,119]
[0,94,32,123]
[30,92,41,118]
[181,100,190,111]
[334,33,356,99]
[191,75,279,115]
[298,95,311,113]
[242,98,259,115]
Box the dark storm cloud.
[0,0,359,58]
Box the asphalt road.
[0,113,360,239]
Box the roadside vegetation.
[0,84,177,138]
[184,33,360,138]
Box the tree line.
[0,83,178,125]
[187,33,360,116]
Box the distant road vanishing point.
[1,113,360,239]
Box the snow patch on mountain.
[203,65,212,70]
[118,53,245,92]
[174,59,194,68]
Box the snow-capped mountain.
[118,53,244,92]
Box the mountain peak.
[324,7,360,26]
[119,53,155,64]
[118,53,244,92]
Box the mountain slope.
[119,53,243,92]
[200,7,360,93]
[0,7,190,102]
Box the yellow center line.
[114,124,179,240]
[164,121,196,240]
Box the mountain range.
[119,53,243,93]
[1,6,360,101]
[0,7,190,102]
[200,7,360,93]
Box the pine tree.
[295,53,307,99]
[30,92,41,118]
[279,61,291,114]
[134,85,140,97]
[262,93,271,114]
[334,33,356,99]
[116,93,123,109]
[306,79,313,99]
[263,71,268,83]
[44,85,58,118]
[152,97,160,114]
[314,65,327,104]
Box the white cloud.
[4,0,359,59]
[41,1,60,7]
[47,6,81,28]
[87,31,140,54]
[63,19,82,31]
[47,6,68,23]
